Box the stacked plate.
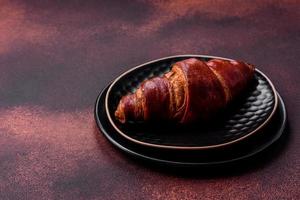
[94,55,286,166]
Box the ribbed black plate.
[95,86,286,166]
[105,55,277,149]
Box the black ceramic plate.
[95,86,286,166]
[105,55,278,150]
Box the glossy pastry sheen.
[115,58,255,124]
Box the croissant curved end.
[115,101,126,123]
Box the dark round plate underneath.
[95,86,286,167]
[105,55,278,149]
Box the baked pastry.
[115,58,254,124]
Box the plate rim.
[105,55,278,150]
[96,87,286,166]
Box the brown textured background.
[0,0,299,199]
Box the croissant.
[115,58,255,124]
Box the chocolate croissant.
[115,58,254,124]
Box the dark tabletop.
[0,1,299,199]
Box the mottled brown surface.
[0,0,299,199]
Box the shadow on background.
[94,121,290,179]
[138,122,290,179]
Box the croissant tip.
[115,103,126,123]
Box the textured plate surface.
[96,87,286,166]
[105,55,278,149]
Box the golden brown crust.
[164,65,187,121]
[141,77,170,120]
[206,59,254,102]
[176,58,226,122]
[114,58,255,124]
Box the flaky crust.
[115,58,254,124]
